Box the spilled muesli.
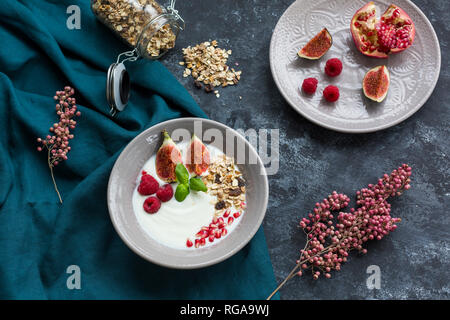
[180,40,242,98]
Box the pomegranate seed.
[361,46,368,51]
[222,228,228,236]
[218,223,225,229]
[218,217,224,225]
[367,31,373,36]
[195,239,200,248]
[228,217,234,225]
[240,201,246,208]
[200,238,206,246]
[209,228,215,235]
[215,230,222,239]
[186,239,193,247]
[223,210,230,218]
[233,212,241,218]
[201,226,209,232]
[354,21,360,27]
[196,230,208,238]
[209,223,218,229]
[208,235,215,242]
[212,217,218,224]
[142,170,147,175]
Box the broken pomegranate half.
[298,28,333,60]
[350,2,415,58]
[362,65,390,102]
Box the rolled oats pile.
[180,41,242,97]
[92,0,176,57]
[203,155,246,216]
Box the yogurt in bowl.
[133,137,246,250]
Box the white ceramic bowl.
[107,118,269,269]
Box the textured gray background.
[162,0,449,299]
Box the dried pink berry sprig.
[267,164,412,300]
[36,86,81,203]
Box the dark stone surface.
[162,0,449,299]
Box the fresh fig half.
[185,134,210,176]
[297,28,332,60]
[362,65,390,102]
[155,130,183,182]
[350,2,415,58]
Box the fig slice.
[362,65,390,102]
[185,134,210,176]
[155,130,183,182]
[297,28,332,60]
[350,2,415,58]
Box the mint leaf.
[175,184,190,202]
[189,177,207,192]
[175,163,189,185]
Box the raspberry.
[324,58,343,77]
[137,174,159,195]
[323,85,340,102]
[301,78,318,94]
[143,196,161,214]
[156,184,174,202]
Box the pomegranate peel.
[362,65,390,102]
[298,28,332,60]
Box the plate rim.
[269,0,441,133]
[107,117,269,269]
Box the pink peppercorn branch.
[267,164,412,300]
[36,86,81,203]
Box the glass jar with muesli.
[91,0,184,116]
[91,0,184,59]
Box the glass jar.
[91,0,185,116]
[91,0,184,59]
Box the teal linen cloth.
[0,0,279,299]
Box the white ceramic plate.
[270,0,441,133]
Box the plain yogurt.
[132,143,240,249]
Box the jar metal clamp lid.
[106,49,138,117]
[106,0,184,117]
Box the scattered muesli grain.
[204,84,214,93]
[181,41,242,94]
[194,80,202,89]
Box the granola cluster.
[203,155,246,216]
[92,0,176,57]
[180,41,242,97]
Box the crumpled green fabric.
[0,0,279,299]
